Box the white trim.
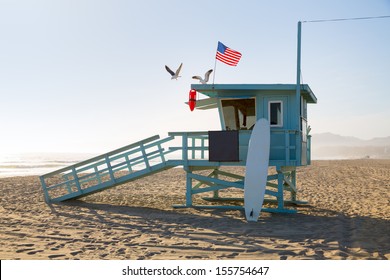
[268,100,283,127]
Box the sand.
[0,159,389,260]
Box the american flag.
[216,41,242,66]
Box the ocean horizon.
[0,152,96,178]
[0,151,182,178]
[0,151,380,178]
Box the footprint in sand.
[27,250,44,255]
[48,254,66,259]
[70,250,83,256]
[16,248,34,253]
[18,243,35,247]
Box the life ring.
[188,89,196,111]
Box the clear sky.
[0,0,389,154]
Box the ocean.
[0,153,96,178]
[0,151,182,178]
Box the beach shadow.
[48,201,390,260]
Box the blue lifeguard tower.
[39,22,317,217]
[39,82,317,216]
[183,83,317,213]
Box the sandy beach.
[0,159,389,260]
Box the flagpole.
[212,57,217,86]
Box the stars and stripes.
[216,41,242,66]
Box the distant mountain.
[310,133,390,159]
[367,136,390,147]
[311,133,363,147]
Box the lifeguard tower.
[182,83,317,214]
[39,22,317,219]
[39,82,317,218]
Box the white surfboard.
[244,118,270,221]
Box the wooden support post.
[277,167,285,210]
[185,168,193,207]
[212,169,219,199]
[39,176,50,203]
[291,169,297,201]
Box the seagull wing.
[192,76,202,80]
[204,69,213,82]
[175,63,183,76]
[165,65,175,76]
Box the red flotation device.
[188,89,196,111]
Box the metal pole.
[296,21,302,165]
[296,21,302,131]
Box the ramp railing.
[40,135,176,202]
[167,131,209,163]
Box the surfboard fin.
[250,209,254,217]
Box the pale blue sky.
[0,0,389,153]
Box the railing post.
[191,137,195,159]
[140,143,151,170]
[182,133,188,165]
[71,167,83,194]
[105,155,116,182]
[94,166,102,184]
[201,138,205,159]
[63,173,72,193]
[125,155,133,173]
[158,143,166,163]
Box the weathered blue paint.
[191,83,317,168]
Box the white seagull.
[192,69,213,84]
[165,63,183,80]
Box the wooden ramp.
[39,135,179,203]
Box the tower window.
[269,101,283,127]
[221,98,256,130]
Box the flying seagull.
[192,69,213,84]
[165,63,183,80]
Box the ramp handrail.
[40,135,176,202]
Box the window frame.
[268,100,284,127]
[220,97,257,131]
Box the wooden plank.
[188,173,244,189]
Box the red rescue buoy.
[188,89,196,111]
